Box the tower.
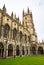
[22,8,37,44]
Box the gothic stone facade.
[0,5,44,58]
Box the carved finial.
[27,8,29,14]
[11,12,13,18]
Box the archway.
[0,42,4,57]
[8,44,13,56]
[30,47,36,55]
[16,45,20,56]
[38,47,43,54]
[22,46,25,55]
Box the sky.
[0,0,44,42]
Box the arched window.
[30,47,36,55]
[13,28,17,40]
[38,47,43,54]
[16,45,20,56]
[8,44,13,56]
[3,24,10,38]
[19,31,22,41]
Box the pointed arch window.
[3,24,10,38]
[8,44,13,56]
[19,31,22,41]
[13,28,17,40]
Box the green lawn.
[0,56,44,65]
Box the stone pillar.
[3,40,8,58]
[13,45,15,57]
[24,46,26,56]
[13,44,16,58]
[19,45,22,57]
[5,43,8,58]
[3,43,6,58]
[14,42,16,57]
[36,47,38,55]
[6,49,8,58]
[14,47,16,57]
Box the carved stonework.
[0,5,43,58]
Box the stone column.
[25,44,27,56]
[13,44,16,58]
[5,44,8,58]
[36,47,38,55]
[3,43,6,58]
[13,45,14,57]
[3,40,8,58]
[24,46,26,56]
[19,44,22,57]
[14,46,16,57]
[14,41,16,57]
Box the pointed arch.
[30,47,36,55]
[8,44,13,56]
[16,45,20,56]
[3,24,10,38]
[13,28,17,40]
[38,47,43,54]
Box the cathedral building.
[0,5,44,58]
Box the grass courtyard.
[0,56,44,65]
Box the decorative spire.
[11,12,13,18]
[27,8,29,14]
[2,4,6,14]
[18,16,19,20]
[42,40,44,43]
[3,4,5,9]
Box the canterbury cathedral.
[0,5,44,58]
